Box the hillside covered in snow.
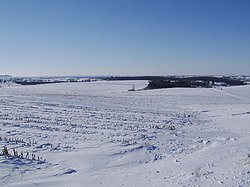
[0,80,250,186]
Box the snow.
[1,80,250,186]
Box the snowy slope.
[0,81,250,186]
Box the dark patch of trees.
[105,76,246,89]
[14,81,64,86]
[145,77,246,90]
[146,80,211,89]
[14,78,93,85]
[180,76,245,86]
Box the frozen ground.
[0,80,250,187]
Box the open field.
[1,80,250,187]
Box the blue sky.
[0,0,249,76]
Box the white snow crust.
[1,80,250,186]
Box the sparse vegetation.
[0,136,47,162]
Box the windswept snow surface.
[1,81,250,187]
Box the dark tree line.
[105,76,246,89]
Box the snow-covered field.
[0,80,250,187]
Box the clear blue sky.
[0,0,249,76]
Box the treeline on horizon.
[106,76,247,89]
[1,75,247,88]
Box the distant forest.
[106,76,247,89]
[0,76,247,89]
